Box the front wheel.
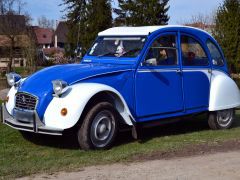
[208,109,235,130]
[78,102,118,150]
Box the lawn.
[1,110,240,179]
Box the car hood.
[19,63,133,96]
[18,63,133,120]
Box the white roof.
[98,25,209,36]
[98,26,163,36]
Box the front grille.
[15,93,37,110]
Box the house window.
[181,35,209,66]
[43,34,47,38]
[144,35,178,66]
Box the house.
[33,22,69,59]
[33,21,69,50]
[33,27,54,49]
[54,21,69,49]
[0,15,30,69]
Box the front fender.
[5,86,17,115]
[5,77,27,115]
[43,83,133,129]
[209,70,240,111]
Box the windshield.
[88,37,146,58]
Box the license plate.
[13,108,34,123]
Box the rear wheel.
[78,102,118,150]
[208,109,234,130]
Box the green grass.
[1,111,240,179]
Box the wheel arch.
[43,83,133,130]
[79,90,133,126]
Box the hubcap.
[217,109,233,127]
[90,110,115,147]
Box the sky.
[24,0,224,26]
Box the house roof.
[55,21,68,43]
[34,27,53,45]
[0,15,26,35]
[98,25,210,36]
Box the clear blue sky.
[24,0,224,25]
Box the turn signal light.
[61,108,68,116]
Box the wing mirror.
[212,59,218,65]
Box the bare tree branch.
[37,15,55,29]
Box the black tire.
[78,102,118,150]
[208,109,235,130]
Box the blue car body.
[3,26,240,140]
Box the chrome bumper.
[1,103,63,135]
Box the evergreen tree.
[87,0,112,46]
[213,0,240,73]
[62,0,112,56]
[62,0,88,56]
[114,0,169,26]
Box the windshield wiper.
[119,48,141,57]
[98,52,116,57]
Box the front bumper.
[1,103,63,135]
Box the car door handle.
[176,69,182,75]
[208,69,212,74]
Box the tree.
[23,26,37,73]
[37,15,55,29]
[0,0,30,72]
[213,0,240,73]
[183,13,214,27]
[114,0,170,26]
[0,15,27,72]
[179,13,215,35]
[62,0,89,56]
[0,0,13,14]
[62,0,112,55]
[86,0,112,49]
[0,0,24,15]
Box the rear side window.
[206,40,224,66]
[181,35,209,66]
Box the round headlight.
[6,73,22,87]
[52,80,68,97]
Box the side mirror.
[142,58,157,66]
[212,59,218,65]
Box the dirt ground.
[19,140,240,180]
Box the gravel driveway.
[19,151,240,180]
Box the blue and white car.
[2,26,240,150]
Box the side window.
[144,35,178,66]
[206,40,224,66]
[181,35,209,66]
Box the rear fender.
[209,70,240,111]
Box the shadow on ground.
[21,113,240,150]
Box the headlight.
[6,73,22,87]
[52,80,69,97]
